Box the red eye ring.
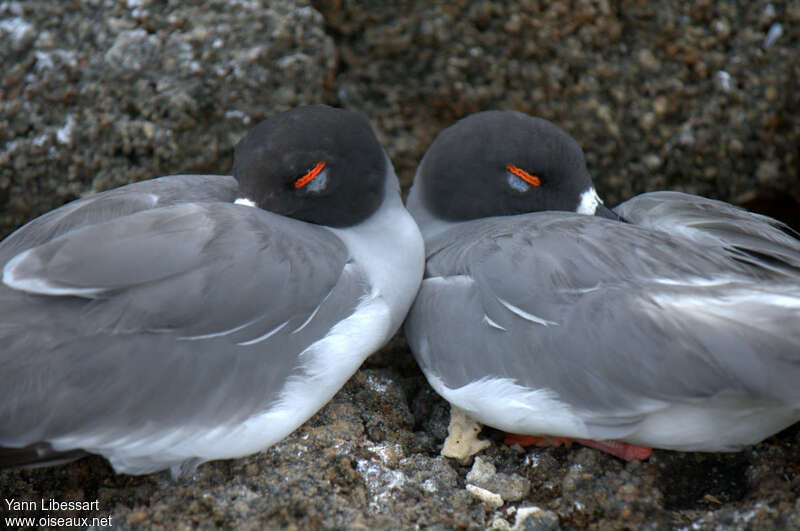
[294,161,326,189]
[505,164,541,186]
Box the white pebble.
[466,484,503,509]
[764,23,783,47]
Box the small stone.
[653,96,668,117]
[764,23,782,47]
[491,516,512,530]
[104,29,161,72]
[756,160,780,185]
[761,3,777,24]
[639,112,656,132]
[512,506,560,531]
[467,456,531,502]
[679,123,695,146]
[643,154,662,170]
[466,456,496,484]
[789,3,800,23]
[636,49,660,72]
[716,70,732,92]
[127,508,149,524]
[729,139,744,153]
[504,14,522,34]
[441,406,491,460]
[232,500,250,515]
[492,473,532,502]
[713,18,730,39]
[466,484,503,509]
[0,17,36,52]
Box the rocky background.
[2,0,799,529]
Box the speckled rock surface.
[2,0,800,529]
[0,0,335,237]
[317,0,800,224]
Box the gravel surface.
[2,0,799,529]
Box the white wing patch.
[2,249,105,297]
[497,297,558,326]
[237,320,289,346]
[651,276,734,287]
[425,275,474,287]
[482,315,506,331]
[646,285,800,342]
[651,287,800,312]
[293,282,338,334]
[177,318,259,341]
[234,197,257,207]
[291,303,323,334]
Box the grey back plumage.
[406,201,800,437]
[0,174,239,264]
[0,175,369,469]
[616,191,800,275]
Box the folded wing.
[407,213,800,440]
[0,191,370,468]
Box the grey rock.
[467,455,497,485]
[315,0,800,225]
[467,456,532,503]
[104,29,162,73]
[513,507,560,531]
[0,16,36,52]
[1,0,336,237]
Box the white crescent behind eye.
[576,187,601,215]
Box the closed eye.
[294,161,327,190]
[505,164,540,192]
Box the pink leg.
[571,437,653,461]
[505,433,652,461]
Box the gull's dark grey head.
[233,104,386,227]
[417,110,603,221]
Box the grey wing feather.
[615,191,800,273]
[0,174,238,265]
[0,198,368,453]
[407,213,800,437]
